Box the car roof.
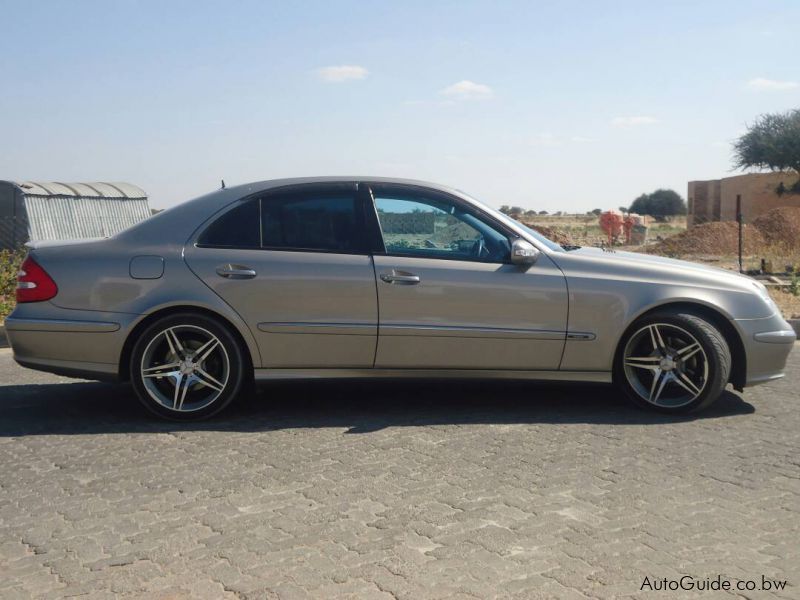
[115,175,547,252]
[221,176,464,198]
[116,177,479,244]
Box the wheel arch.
[614,301,746,391]
[118,305,256,382]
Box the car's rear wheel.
[615,311,731,414]
[130,313,247,420]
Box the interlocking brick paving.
[0,346,797,599]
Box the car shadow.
[0,378,755,437]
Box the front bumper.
[735,313,797,387]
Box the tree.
[629,189,686,219]
[734,108,800,193]
[589,208,603,216]
[538,210,548,215]
[618,206,628,214]
[499,205,512,215]
[509,206,524,217]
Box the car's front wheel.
[130,313,248,420]
[615,311,731,414]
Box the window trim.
[364,183,517,265]
[360,185,387,254]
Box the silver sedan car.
[6,177,796,420]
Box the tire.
[130,312,249,421]
[614,310,731,414]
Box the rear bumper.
[5,310,130,382]
[13,355,119,381]
[736,313,797,387]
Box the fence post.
[736,194,743,273]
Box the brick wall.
[688,172,800,227]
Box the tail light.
[16,256,58,303]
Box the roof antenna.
[220,179,226,189]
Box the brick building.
[687,172,800,227]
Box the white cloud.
[531,134,595,146]
[611,115,659,127]
[440,80,494,100]
[531,133,561,146]
[746,77,799,91]
[317,65,369,83]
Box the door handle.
[380,272,420,285]
[216,264,257,279]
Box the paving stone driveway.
[0,346,798,599]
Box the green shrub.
[0,247,26,320]
[790,272,800,297]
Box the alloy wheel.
[623,323,709,408]
[139,325,230,413]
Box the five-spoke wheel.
[616,311,730,413]
[131,313,248,420]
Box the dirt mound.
[753,207,800,249]
[524,224,573,246]
[651,221,765,256]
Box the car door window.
[373,194,510,262]
[197,199,260,248]
[261,193,362,252]
[197,191,363,253]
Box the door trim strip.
[379,324,565,340]
[257,322,376,336]
[256,322,594,342]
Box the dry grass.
[645,222,766,257]
[769,288,800,320]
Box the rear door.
[184,183,378,368]
[367,183,568,370]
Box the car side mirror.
[510,239,540,266]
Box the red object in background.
[599,212,624,245]
[622,215,636,244]
[16,256,58,303]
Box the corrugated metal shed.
[0,181,151,248]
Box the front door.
[184,184,378,368]
[368,185,568,370]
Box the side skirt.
[253,368,612,384]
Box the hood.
[554,246,757,293]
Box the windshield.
[459,192,564,252]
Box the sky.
[0,0,798,212]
